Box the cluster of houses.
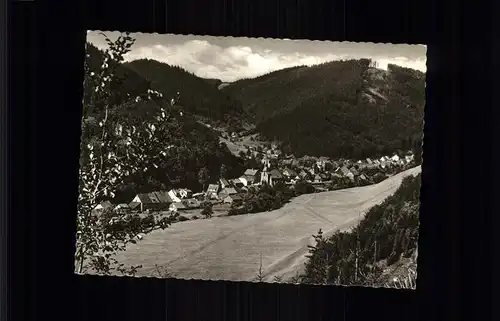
[93,188,199,216]
[275,153,416,185]
[92,136,416,217]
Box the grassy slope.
[112,166,420,282]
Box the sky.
[87,31,427,83]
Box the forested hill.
[83,43,245,203]
[124,59,246,124]
[222,59,425,160]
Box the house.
[223,194,243,204]
[219,178,231,189]
[130,193,154,212]
[269,168,284,183]
[340,166,351,177]
[320,173,330,181]
[243,169,260,184]
[206,184,220,199]
[282,168,298,178]
[231,179,245,188]
[298,170,309,180]
[218,187,238,199]
[282,159,293,167]
[169,202,188,212]
[391,154,400,162]
[114,203,130,214]
[360,174,367,181]
[350,167,359,176]
[93,200,113,213]
[129,191,171,212]
[314,174,322,183]
[177,188,193,199]
[366,158,373,164]
[238,176,249,187]
[167,189,183,203]
[149,191,173,205]
[128,202,141,212]
[261,168,284,186]
[192,192,206,201]
[331,173,343,180]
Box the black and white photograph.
[76,31,425,289]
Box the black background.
[6,0,495,320]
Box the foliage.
[230,182,294,216]
[77,32,181,275]
[201,202,213,218]
[84,42,245,204]
[219,164,228,179]
[293,180,316,195]
[301,173,421,286]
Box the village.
[93,133,416,225]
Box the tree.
[201,202,213,218]
[76,32,180,276]
[220,164,228,179]
[198,167,210,190]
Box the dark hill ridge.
[222,59,425,160]
[124,59,246,124]
[221,60,371,123]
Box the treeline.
[227,182,295,216]
[300,173,421,286]
[227,180,322,216]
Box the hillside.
[222,59,425,160]
[83,43,245,203]
[124,59,246,124]
[302,171,421,288]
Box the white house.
[167,189,182,203]
[238,176,249,186]
[391,154,400,162]
[177,188,193,199]
[93,200,113,212]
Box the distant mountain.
[222,59,425,159]
[124,59,246,124]
[202,78,223,88]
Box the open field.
[114,166,421,282]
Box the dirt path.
[113,166,421,282]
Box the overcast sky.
[87,31,427,82]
